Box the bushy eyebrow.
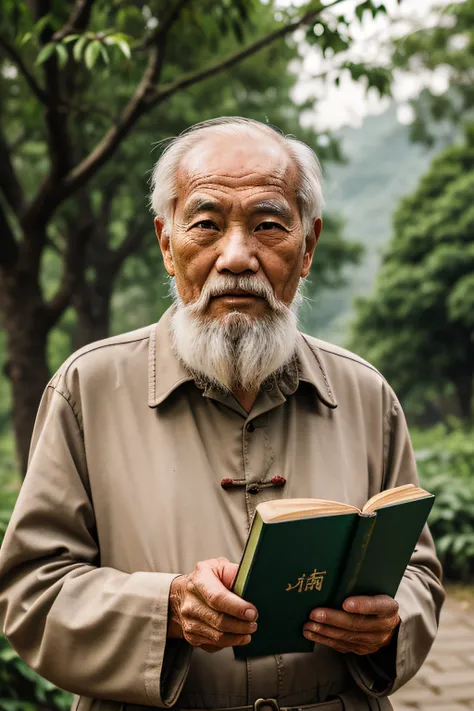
[182,198,225,223]
[182,197,293,224]
[250,199,293,223]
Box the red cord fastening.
[220,478,234,489]
[271,476,286,487]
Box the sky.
[275,0,460,131]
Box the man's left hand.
[303,595,400,656]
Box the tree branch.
[0,36,48,105]
[0,129,25,216]
[53,0,96,41]
[59,3,335,202]
[44,198,95,326]
[151,6,329,103]
[0,198,19,269]
[60,46,160,196]
[42,58,71,179]
[23,0,347,228]
[22,0,96,232]
[110,224,146,271]
[142,0,193,49]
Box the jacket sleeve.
[347,390,445,697]
[0,380,192,707]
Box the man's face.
[155,133,321,320]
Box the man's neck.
[232,388,258,414]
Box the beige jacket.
[0,309,444,711]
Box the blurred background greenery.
[1,0,474,708]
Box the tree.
[350,123,474,422]
[0,0,396,474]
[393,0,474,144]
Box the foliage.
[349,123,474,421]
[0,0,399,472]
[0,634,72,711]
[416,424,474,581]
[0,446,71,710]
[393,0,474,144]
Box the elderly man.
[0,117,443,711]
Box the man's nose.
[215,229,259,274]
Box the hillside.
[302,103,451,344]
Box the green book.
[232,484,434,659]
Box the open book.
[233,484,434,659]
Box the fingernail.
[242,634,252,644]
[303,631,312,639]
[312,611,325,623]
[245,609,257,621]
[344,600,355,612]
[249,622,258,632]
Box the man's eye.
[193,220,218,230]
[255,221,283,231]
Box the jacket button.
[248,484,259,495]
[246,422,255,432]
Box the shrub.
[0,438,72,711]
[414,424,474,581]
[0,635,72,711]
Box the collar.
[148,308,338,409]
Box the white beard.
[170,275,302,393]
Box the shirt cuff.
[347,628,399,696]
[347,584,415,698]
[143,572,193,707]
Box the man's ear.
[154,217,175,276]
[300,217,322,279]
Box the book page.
[363,484,432,514]
[257,498,359,523]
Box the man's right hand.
[168,557,258,652]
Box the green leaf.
[73,35,88,61]
[0,701,37,711]
[117,40,131,60]
[20,32,32,45]
[55,43,69,68]
[103,34,131,59]
[84,40,102,70]
[98,43,109,65]
[35,42,56,65]
[0,646,18,662]
[63,34,80,43]
[109,32,133,43]
[355,1,368,22]
[33,13,53,37]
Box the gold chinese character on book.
[286,569,327,593]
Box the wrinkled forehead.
[175,133,299,202]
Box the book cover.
[233,511,359,658]
[233,495,434,659]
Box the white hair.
[149,116,323,235]
[170,274,302,392]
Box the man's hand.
[303,595,400,656]
[168,557,258,652]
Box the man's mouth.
[212,290,264,299]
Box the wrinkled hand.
[303,595,400,656]
[168,557,258,653]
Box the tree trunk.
[453,375,474,422]
[1,274,50,477]
[7,326,50,477]
[73,278,113,349]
